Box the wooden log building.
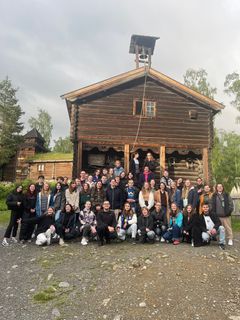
[61,67,224,183]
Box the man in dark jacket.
[192,204,225,249]
[137,207,155,243]
[211,183,234,246]
[106,179,124,220]
[96,201,117,246]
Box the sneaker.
[173,240,180,245]
[131,238,137,245]
[155,236,160,241]
[81,237,88,246]
[228,239,233,246]
[160,237,165,243]
[59,238,65,246]
[11,237,18,243]
[219,243,225,250]
[2,238,9,247]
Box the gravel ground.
[0,228,240,320]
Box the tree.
[183,68,217,99]
[28,109,53,149]
[0,78,24,167]
[212,129,240,193]
[224,72,240,122]
[52,136,73,153]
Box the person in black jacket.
[137,207,155,243]
[192,204,225,249]
[55,204,77,246]
[53,182,66,221]
[106,179,124,220]
[151,202,168,241]
[32,207,57,246]
[143,152,157,172]
[96,201,117,246]
[2,185,24,246]
[129,152,140,179]
[211,183,234,246]
[19,184,37,242]
[182,204,195,244]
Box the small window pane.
[135,101,143,115]
[145,101,155,117]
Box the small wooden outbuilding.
[62,67,224,182]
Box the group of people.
[1,152,234,250]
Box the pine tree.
[0,78,24,167]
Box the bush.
[0,199,7,211]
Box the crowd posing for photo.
[1,152,234,250]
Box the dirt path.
[0,228,240,320]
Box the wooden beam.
[160,145,166,177]
[77,140,83,177]
[203,147,209,183]
[124,144,130,173]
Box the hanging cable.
[130,64,149,154]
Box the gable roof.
[24,128,45,142]
[61,67,224,112]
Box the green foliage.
[212,130,240,193]
[0,78,24,166]
[232,217,240,232]
[53,136,73,153]
[224,72,240,122]
[28,108,53,149]
[28,152,73,161]
[33,286,57,302]
[0,211,10,224]
[183,68,217,99]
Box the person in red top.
[138,166,155,187]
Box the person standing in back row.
[211,183,234,246]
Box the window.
[133,99,156,118]
[38,164,45,172]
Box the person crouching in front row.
[24,207,57,246]
[163,202,183,245]
[117,202,137,244]
[192,204,225,249]
[55,204,78,246]
[151,202,168,242]
[96,201,117,246]
[137,207,155,244]
[79,200,97,246]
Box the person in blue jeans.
[163,202,183,245]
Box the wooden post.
[160,145,166,177]
[77,140,83,177]
[124,144,130,173]
[203,147,209,183]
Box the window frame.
[133,99,156,118]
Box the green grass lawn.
[0,211,10,225]
[28,152,73,161]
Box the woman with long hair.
[53,182,66,221]
[182,204,195,244]
[65,181,80,217]
[130,152,140,178]
[117,202,137,243]
[139,182,154,211]
[154,182,169,218]
[79,201,97,246]
[163,202,183,245]
[80,183,91,210]
[91,181,106,208]
[19,184,37,242]
[143,152,157,172]
[2,185,24,246]
[36,182,54,217]
[56,203,77,246]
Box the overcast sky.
[0,0,240,144]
